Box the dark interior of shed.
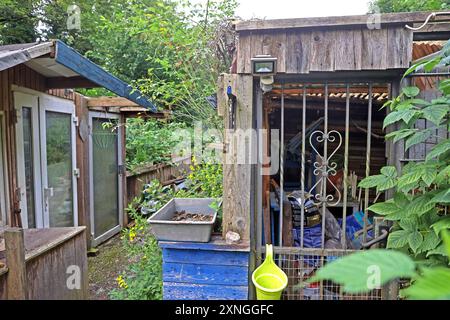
[261,82,390,247]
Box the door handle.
[44,187,54,198]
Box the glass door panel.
[0,115,6,226]
[14,91,42,229]
[92,118,119,237]
[45,111,74,227]
[22,107,36,228]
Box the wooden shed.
[214,11,449,300]
[0,40,157,248]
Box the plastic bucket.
[252,244,288,300]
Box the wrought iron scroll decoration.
[308,130,343,207]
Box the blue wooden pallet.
[159,237,250,300]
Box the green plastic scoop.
[252,244,288,300]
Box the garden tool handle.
[266,244,273,263]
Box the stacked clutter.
[287,191,375,300]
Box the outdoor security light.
[251,55,277,75]
[251,55,277,93]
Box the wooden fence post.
[4,228,27,299]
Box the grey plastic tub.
[147,198,218,243]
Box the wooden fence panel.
[126,158,191,204]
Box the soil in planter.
[172,211,213,222]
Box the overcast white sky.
[192,0,372,19]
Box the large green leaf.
[401,109,420,124]
[408,231,423,253]
[367,201,399,216]
[422,104,449,125]
[426,139,450,161]
[439,78,450,95]
[405,130,433,151]
[387,229,411,248]
[401,267,450,300]
[417,231,441,254]
[399,217,418,231]
[380,166,397,178]
[435,165,450,184]
[406,195,435,217]
[358,174,389,190]
[309,250,417,294]
[402,86,420,98]
[383,110,411,129]
[385,129,416,144]
[426,243,448,258]
[397,170,422,190]
[421,165,438,187]
[429,189,450,204]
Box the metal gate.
[255,79,394,300]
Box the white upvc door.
[40,94,78,228]
[0,112,9,226]
[89,111,123,246]
[14,92,43,228]
[14,89,78,228]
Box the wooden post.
[74,93,92,249]
[220,74,254,241]
[4,228,27,299]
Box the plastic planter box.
[148,198,218,243]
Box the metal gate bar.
[300,85,307,248]
[363,83,373,242]
[279,85,285,245]
[341,83,350,248]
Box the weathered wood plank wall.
[217,74,254,240]
[0,227,88,300]
[237,26,413,74]
[25,228,88,299]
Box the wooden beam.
[4,228,27,300]
[235,11,450,32]
[46,76,99,89]
[87,96,139,108]
[413,23,450,40]
[0,42,53,72]
[55,40,157,111]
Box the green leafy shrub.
[109,201,163,300]
[126,118,191,170]
[308,39,450,299]
[358,81,450,263]
[310,231,450,299]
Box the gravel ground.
[88,234,128,300]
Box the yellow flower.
[129,230,137,242]
[116,275,128,289]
